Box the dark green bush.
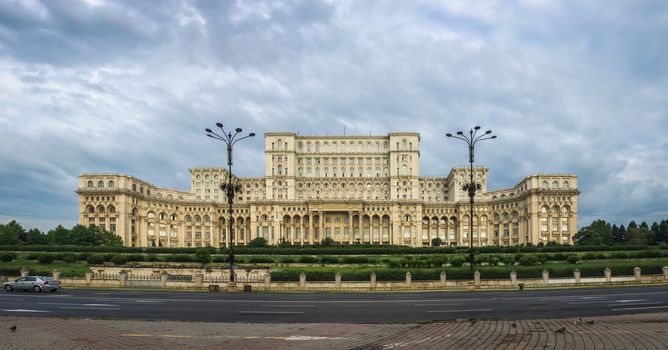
[111,254,127,265]
[249,256,274,264]
[518,254,540,266]
[449,256,466,267]
[566,254,580,264]
[342,256,369,264]
[165,254,194,262]
[0,252,17,262]
[126,254,145,262]
[280,257,295,263]
[298,256,317,263]
[86,255,105,265]
[319,256,340,264]
[37,253,56,264]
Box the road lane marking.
[239,311,305,314]
[262,304,315,308]
[1,309,51,313]
[83,304,117,307]
[414,303,465,307]
[58,306,120,310]
[121,333,353,340]
[135,300,165,303]
[612,305,668,311]
[427,308,492,313]
[606,302,664,307]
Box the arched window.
[159,212,166,220]
[404,214,411,222]
[277,165,282,175]
[132,184,137,192]
[552,180,559,189]
[108,180,115,188]
[402,139,407,150]
[541,206,548,214]
[171,214,177,221]
[563,180,569,189]
[297,142,303,152]
[401,165,407,176]
[87,181,94,188]
[503,212,509,220]
[315,142,320,152]
[147,212,155,219]
[87,205,94,213]
[97,180,104,188]
[108,205,116,213]
[562,206,569,214]
[542,180,548,189]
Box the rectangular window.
[334,228,341,238]
[503,223,509,237]
[562,219,569,232]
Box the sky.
[0,0,667,232]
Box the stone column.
[299,272,306,288]
[52,269,61,281]
[370,272,376,290]
[474,270,481,287]
[193,273,203,288]
[20,267,29,277]
[510,270,517,286]
[264,274,271,290]
[160,271,168,288]
[348,211,354,245]
[406,272,412,288]
[542,269,549,284]
[440,271,447,288]
[634,267,641,281]
[604,268,612,282]
[119,271,128,287]
[335,273,341,289]
[573,269,581,284]
[85,270,93,285]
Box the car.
[3,276,61,293]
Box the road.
[1,285,667,323]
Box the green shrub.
[249,237,268,247]
[77,253,91,261]
[428,256,447,267]
[86,255,105,265]
[146,254,159,262]
[611,252,628,259]
[319,256,340,264]
[249,256,274,264]
[0,252,17,262]
[518,254,540,266]
[342,256,369,264]
[298,256,317,263]
[280,257,295,264]
[195,248,212,264]
[449,256,466,267]
[26,253,41,261]
[126,254,145,262]
[37,253,56,264]
[111,254,128,265]
[636,250,662,258]
[566,254,580,264]
[165,254,194,262]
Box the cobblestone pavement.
[1,313,667,349]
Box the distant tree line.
[573,219,668,246]
[0,220,123,246]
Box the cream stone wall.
[77,132,580,248]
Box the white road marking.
[606,302,664,307]
[83,304,117,307]
[58,306,120,310]
[262,304,315,308]
[612,305,668,311]
[414,303,466,306]
[135,300,165,303]
[1,309,51,313]
[614,299,644,303]
[427,308,492,313]
[239,311,305,314]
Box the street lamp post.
[205,123,255,285]
[446,126,496,276]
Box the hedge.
[2,244,665,256]
[270,260,668,281]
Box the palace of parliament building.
[77,132,579,248]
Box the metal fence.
[127,274,160,281]
[93,273,119,280]
[168,274,193,282]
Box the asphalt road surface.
[1,285,667,323]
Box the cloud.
[0,0,667,231]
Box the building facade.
[77,132,579,248]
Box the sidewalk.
[1,313,667,349]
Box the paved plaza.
[2,312,667,349]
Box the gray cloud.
[0,0,667,231]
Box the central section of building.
[77,132,579,247]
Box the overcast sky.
[1,0,667,232]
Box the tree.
[655,220,668,245]
[431,237,443,247]
[613,224,627,244]
[249,237,267,247]
[573,219,612,245]
[47,225,72,245]
[627,226,652,245]
[0,220,26,245]
[25,228,49,245]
